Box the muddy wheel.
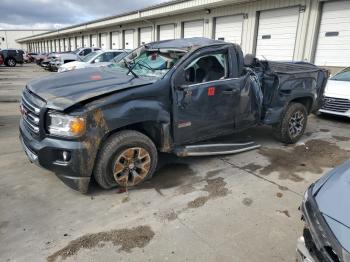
[93,130,158,189]
[274,102,308,144]
[6,58,16,67]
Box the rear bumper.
[296,236,315,262]
[19,119,93,193]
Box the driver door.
[172,47,242,145]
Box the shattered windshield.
[115,46,187,79]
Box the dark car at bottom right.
[297,160,350,262]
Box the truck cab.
[19,38,328,193]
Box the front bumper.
[318,108,350,118]
[298,186,348,262]
[49,61,61,71]
[19,119,93,193]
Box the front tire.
[274,103,308,144]
[93,130,158,189]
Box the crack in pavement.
[219,157,303,197]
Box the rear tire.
[94,130,158,189]
[6,58,16,67]
[274,103,308,144]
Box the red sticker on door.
[208,87,215,96]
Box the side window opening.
[184,52,228,84]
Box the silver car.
[58,49,127,73]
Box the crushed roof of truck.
[145,37,227,50]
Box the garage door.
[83,35,89,47]
[70,37,76,51]
[76,36,83,48]
[124,30,134,49]
[159,24,175,41]
[91,34,97,47]
[64,39,69,51]
[183,20,204,38]
[60,39,64,52]
[100,33,108,49]
[256,7,300,61]
[314,1,350,67]
[215,15,243,44]
[111,32,120,49]
[140,27,152,45]
[53,39,60,52]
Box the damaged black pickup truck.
[19,38,328,193]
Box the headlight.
[47,112,85,137]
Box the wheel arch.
[100,121,172,153]
[289,96,314,114]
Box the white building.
[0,30,50,50]
[16,0,350,72]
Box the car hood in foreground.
[325,79,350,99]
[27,67,155,111]
[313,160,350,251]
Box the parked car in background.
[23,52,32,63]
[72,47,101,59]
[50,47,101,72]
[34,53,48,65]
[40,53,57,70]
[0,51,3,65]
[0,49,24,67]
[27,52,39,62]
[297,160,350,262]
[319,67,350,118]
[58,49,127,73]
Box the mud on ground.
[257,139,350,182]
[47,225,155,262]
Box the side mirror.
[94,58,101,63]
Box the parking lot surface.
[0,64,349,262]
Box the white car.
[58,50,125,73]
[319,67,350,118]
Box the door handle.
[222,89,238,95]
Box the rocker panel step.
[175,142,260,157]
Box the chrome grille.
[21,89,44,135]
[322,96,350,113]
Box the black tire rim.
[288,110,305,138]
[113,147,151,187]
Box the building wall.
[20,0,349,69]
[0,30,49,50]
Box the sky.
[0,0,167,30]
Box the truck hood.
[27,67,155,111]
[312,160,350,252]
